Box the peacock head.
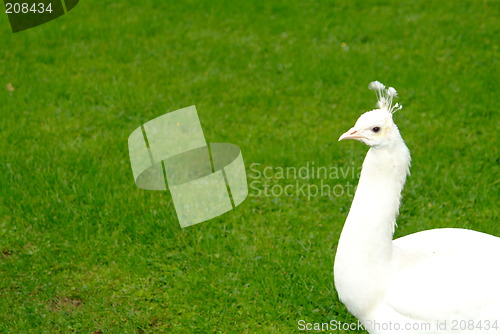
[339,81,403,148]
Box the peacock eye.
[372,127,381,133]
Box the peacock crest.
[368,81,403,114]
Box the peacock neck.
[345,138,410,251]
[334,136,411,317]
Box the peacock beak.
[339,128,364,141]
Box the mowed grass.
[0,0,498,332]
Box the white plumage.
[334,82,500,334]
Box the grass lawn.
[0,0,498,332]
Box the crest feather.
[368,81,403,114]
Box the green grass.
[0,0,498,332]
